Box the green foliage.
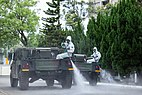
[0,0,39,47]
[86,17,96,55]
[66,21,88,54]
[65,12,81,29]
[27,33,39,47]
[40,0,65,47]
[62,1,89,54]
[63,0,85,30]
[87,0,142,76]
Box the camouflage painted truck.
[10,47,101,90]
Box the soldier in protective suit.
[56,36,75,59]
[87,47,101,63]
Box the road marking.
[97,82,142,89]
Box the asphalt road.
[0,76,142,95]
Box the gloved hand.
[61,42,66,48]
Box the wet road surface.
[0,76,142,95]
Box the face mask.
[93,49,96,52]
[66,39,70,43]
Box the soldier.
[87,47,101,63]
[56,36,75,59]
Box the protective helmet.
[93,47,97,50]
[66,36,72,41]
[93,47,97,52]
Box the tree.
[86,17,97,56]
[66,21,88,54]
[0,0,39,47]
[27,33,39,47]
[106,0,142,76]
[61,0,90,54]
[0,0,19,48]
[62,0,88,30]
[40,0,65,47]
[87,0,142,76]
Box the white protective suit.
[87,47,101,63]
[56,36,75,59]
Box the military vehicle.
[10,47,101,90]
[74,55,101,86]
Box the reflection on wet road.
[0,76,142,95]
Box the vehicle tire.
[61,71,72,89]
[10,71,18,87]
[46,79,54,86]
[19,71,29,90]
[89,72,98,86]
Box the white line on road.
[97,82,142,89]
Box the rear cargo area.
[33,59,60,70]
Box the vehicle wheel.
[89,72,98,86]
[19,71,29,90]
[46,79,54,86]
[61,71,72,89]
[10,71,18,87]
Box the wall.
[0,65,10,75]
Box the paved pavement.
[0,75,142,95]
[0,90,8,95]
